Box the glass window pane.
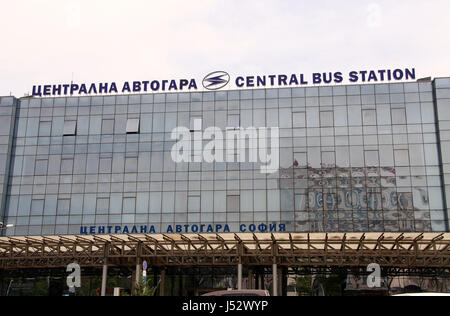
[201,191,213,213]
[406,103,422,124]
[127,119,140,134]
[89,117,102,135]
[320,111,333,127]
[228,115,240,127]
[279,108,292,128]
[31,200,44,216]
[214,191,226,212]
[61,159,74,175]
[102,119,114,134]
[334,107,347,126]
[254,191,266,212]
[125,157,138,173]
[165,113,177,132]
[39,121,51,137]
[57,199,70,215]
[392,109,406,125]
[348,106,362,126]
[306,108,319,128]
[96,198,109,214]
[293,113,306,128]
[227,195,240,212]
[188,196,200,213]
[63,120,77,136]
[123,198,136,214]
[35,159,48,176]
[394,150,410,166]
[362,110,376,126]
[99,158,112,173]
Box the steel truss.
[0,233,449,273]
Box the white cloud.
[1,0,450,96]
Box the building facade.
[1,78,450,237]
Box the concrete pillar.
[278,267,283,297]
[160,268,166,297]
[282,267,288,297]
[255,272,259,290]
[272,263,278,297]
[248,269,254,289]
[136,261,141,285]
[131,270,136,293]
[237,263,243,290]
[101,264,108,297]
[259,273,263,290]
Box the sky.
[1,0,450,97]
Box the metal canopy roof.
[0,233,449,270]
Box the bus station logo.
[202,71,230,90]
